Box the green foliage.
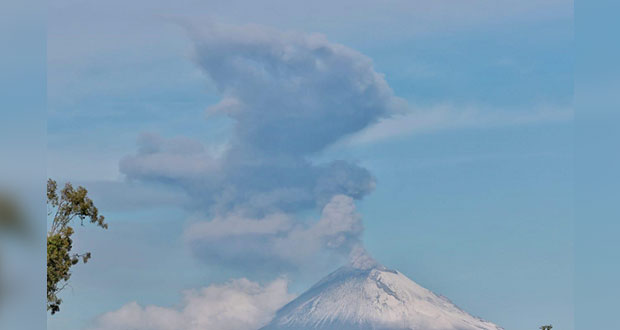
[47,179,107,315]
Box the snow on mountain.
[260,260,502,330]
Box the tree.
[47,179,107,315]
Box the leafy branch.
[47,179,107,315]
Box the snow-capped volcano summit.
[260,260,502,330]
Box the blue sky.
[574,1,620,329]
[46,1,574,329]
[0,1,46,329]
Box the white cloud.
[89,278,294,330]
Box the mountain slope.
[260,263,502,330]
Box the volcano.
[260,259,502,330]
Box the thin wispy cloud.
[346,104,573,145]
